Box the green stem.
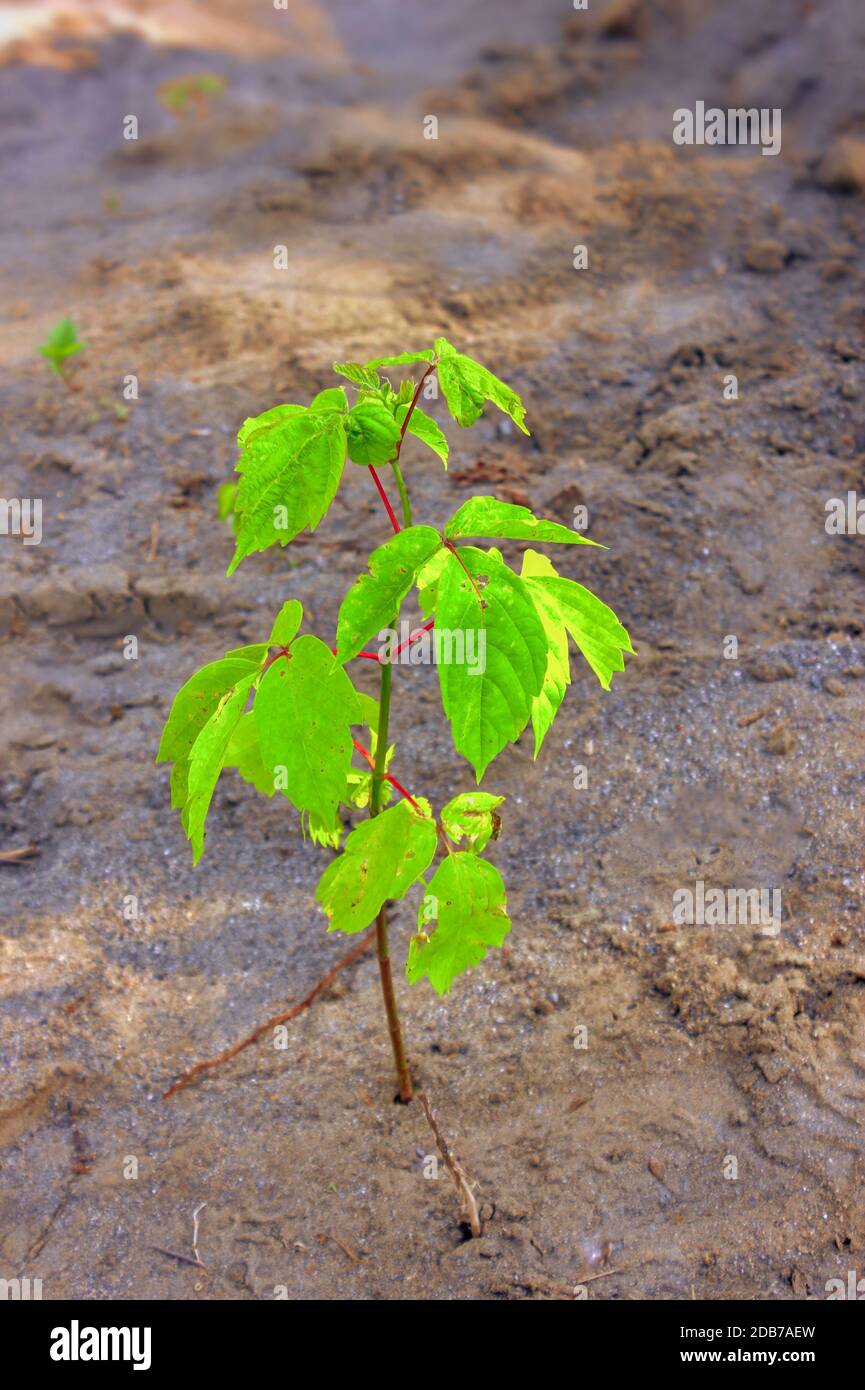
[390,459,412,528]
[370,654,392,818]
[370,618,411,1101]
[369,377,426,1101]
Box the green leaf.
[347,740,394,810]
[407,854,510,995]
[446,495,599,547]
[335,526,442,665]
[229,406,346,575]
[183,670,257,863]
[157,654,262,768]
[333,361,382,391]
[432,545,547,780]
[316,799,437,935]
[356,696,379,727]
[395,404,449,468]
[519,551,570,754]
[310,386,348,412]
[354,691,380,742]
[415,547,450,618]
[224,643,269,663]
[304,811,344,850]
[521,549,633,691]
[268,598,303,646]
[217,481,236,521]
[224,711,277,796]
[38,317,85,374]
[254,633,360,831]
[344,400,402,466]
[440,791,505,853]
[434,338,529,435]
[365,350,435,369]
[169,759,190,812]
[237,403,303,448]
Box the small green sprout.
[37,318,86,379]
[158,74,228,118]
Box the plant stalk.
[388,363,432,530]
[370,625,412,1101]
[368,378,422,1102]
[374,906,412,1103]
[390,459,412,527]
[370,652,393,817]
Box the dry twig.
[417,1089,482,1237]
[192,1202,206,1265]
[153,1200,207,1269]
[318,1231,363,1264]
[0,844,40,863]
[163,927,376,1098]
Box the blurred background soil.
[0,0,864,1300]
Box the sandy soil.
[1,0,864,1300]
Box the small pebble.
[749,658,794,683]
[765,723,796,754]
[743,238,787,274]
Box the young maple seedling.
[37,317,86,382]
[157,339,632,1102]
[157,73,228,122]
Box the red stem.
[266,643,387,673]
[367,465,401,534]
[352,738,420,810]
[330,646,381,663]
[396,364,434,455]
[261,646,288,676]
[266,623,434,675]
[391,618,434,658]
[366,363,434,532]
[325,622,435,666]
[382,772,420,810]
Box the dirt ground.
[1,0,864,1301]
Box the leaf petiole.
[367,465,401,534]
[352,738,420,811]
